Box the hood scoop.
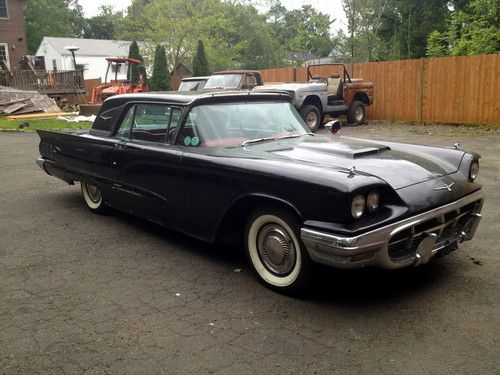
[295,143,391,159]
[352,146,391,158]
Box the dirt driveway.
[0,123,499,374]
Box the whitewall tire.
[81,182,108,213]
[245,209,312,293]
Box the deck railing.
[0,70,85,95]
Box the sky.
[79,0,348,32]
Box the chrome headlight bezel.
[351,194,366,219]
[469,160,479,181]
[366,190,380,213]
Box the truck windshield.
[204,74,243,89]
[178,80,206,91]
[176,102,311,148]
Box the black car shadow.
[52,190,456,305]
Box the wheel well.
[302,95,323,113]
[353,92,369,105]
[215,195,302,245]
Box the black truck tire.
[347,101,366,125]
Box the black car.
[36,91,483,293]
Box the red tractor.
[90,57,148,104]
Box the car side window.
[166,107,182,143]
[115,106,135,138]
[130,104,171,143]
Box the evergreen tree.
[149,45,170,91]
[192,40,210,76]
[127,41,141,84]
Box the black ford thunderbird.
[36,91,483,293]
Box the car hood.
[258,136,465,190]
[257,82,326,92]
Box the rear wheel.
[245,208,313,294]
[347,101,366,125]
[299,105,321,133]
[81,182,108,214]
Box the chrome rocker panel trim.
[301,190,483,269]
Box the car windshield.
[178,80,206,91]
[204,74,243,89]
[176,102,311,148]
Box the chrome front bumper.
[36,157,48,174]
[301,190,483,269]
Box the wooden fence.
[259,54,500,125]
[0,70,85,95]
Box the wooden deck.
[0,70,86,96]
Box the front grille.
[388,199,482,261]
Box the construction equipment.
[89,57,148,104]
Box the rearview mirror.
[325,120,342,134]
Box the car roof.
[181,76,210,81]
[103,90,293,107]
[213,70,261,75]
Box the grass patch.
[0,115,92,132]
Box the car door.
[111,103,185,226]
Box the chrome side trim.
[301,190,483,269]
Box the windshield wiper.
[275,134,303,140]
[241,136,277,146]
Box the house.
[35,37,133,81]
[286,51,319,66]
[0,0,28,71]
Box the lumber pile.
[0,86,60,116]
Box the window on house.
[0,0,8,18]
[52,59,57,70]
[0,44,8,67]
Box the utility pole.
[350,0,355,77]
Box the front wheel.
[81,182,108,214]
[347,101,366,125]
[299,105,321,133]
[245,208,313,294]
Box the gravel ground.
[0,123,499,374]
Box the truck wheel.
[347,101,366,125]
[81,182,108,214]
[299,105,321,133]
[245,208,313,294]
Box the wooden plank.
[6,111,76,120]
[2,102,28,114]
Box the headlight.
[469,161,479,181]
[366,190,380,213]
[351,194,365,219]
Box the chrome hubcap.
[86,184,101,203]
[257,224,296,275]
[305,112,318,128]
[355,106,364,122]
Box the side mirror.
[325,120,342,134]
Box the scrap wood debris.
[0,86,60,116]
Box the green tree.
[268,2,334,58]
[377,0,450,60]
[83,5,124,40]
[24,0,85,53]
[192,40,210,76]
[121,0,284,71]
[427,0,499,57]
[149,45,170,91]
[127,41,143,84]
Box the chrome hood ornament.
[433,182,455,192]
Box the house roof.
[37,37,132,57]
[286,51,319,62]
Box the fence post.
[417,58,425,123]
[292,67,297,82]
